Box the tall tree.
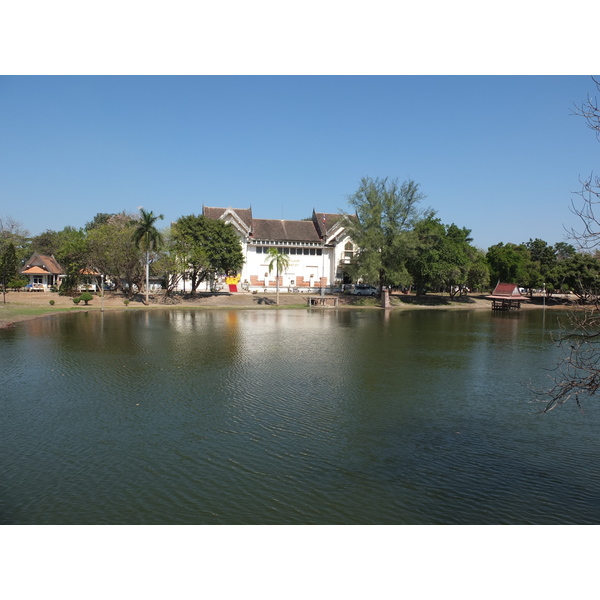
[267,247,290,305]
[407,218,484,297]
[0,242,18,303]
[152,228,186,297]
[560,252,600,302]
[485,242,529,285]
[54,227,89,295]
[344,177,428,290]
[30,230,62,256]
[87,213,143,296]
[171,215,244,293]
[132,209,164,305]
[85,213,115,231]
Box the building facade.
[202,207,356,292]
[21,253,65,291]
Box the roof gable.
[204,206,350,244]
[203,206,253,232]
[490,283,526,298]
[22,253,65,275]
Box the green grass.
[0,303,88,323]
[346,296,381,307]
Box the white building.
[202,206,356,292]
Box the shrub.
[8,275,28,290]
[79,292,93,305]
[49,299,55,306]
[123,299,130,306]
[72,297,81,304]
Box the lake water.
[1,308,599,524]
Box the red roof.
[487,283,528,300]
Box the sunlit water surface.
[1,308,599,524]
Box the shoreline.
[0,290,575,329]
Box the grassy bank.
[0,290,572,329]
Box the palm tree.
[267,247,290,305]
[132,208,164,305]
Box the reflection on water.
[1,309,599,524]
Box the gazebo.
[486,282,528,311]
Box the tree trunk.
[145,250,150,305]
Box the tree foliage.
[54,227,89,295]
[0,216,30,264]
[0,242,19,303]
[406,218,489,296]
[87,213,143,296]
[171,215,244,293]
[485,242,529,285]
[30,230,62,256]
[344,177,428,288]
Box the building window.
[316,249,322,256]
[345,241,353,251]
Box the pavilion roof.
[487,282,528,300]
[21,253,65,275]
[21,266,48,274]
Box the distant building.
[21,253,65,291]
[201,207,356,292]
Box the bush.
[8,275,28,290]
[49,299,55,306]
[123,299,130,306]
[72,297,81,304]
[79,292,93,305]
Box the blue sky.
[1,75,598,251]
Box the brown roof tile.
[22,253,65,275]
[203,206,253,229]
[204,207,349,242]
[314,212,345,237]
[252,219,322,242]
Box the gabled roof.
[203,206,253,230]
[313,211,344,237]
[252,219,322,242]
[203,206,351,243]
[488,283,527,299]
[21,253,65,275]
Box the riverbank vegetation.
[2,199,598,306]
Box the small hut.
[21,253,65,291]
[486,282,528,311]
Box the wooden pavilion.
[486,282,528,311]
